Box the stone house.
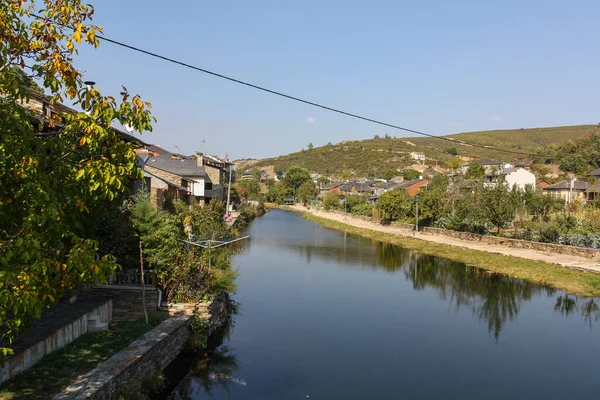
[543,179,590,204]
[137,146,234,207]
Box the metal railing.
[106,269,155,287]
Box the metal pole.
[226,165,232,215]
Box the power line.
[30,13,536,157]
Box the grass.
[0,312,168,400]
[251,124,595,176]
[303,213,600,297]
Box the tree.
[234,179,261,201]
[443,147,459,156]
[323,192,341,211]
[316,176,330,188]
[307,143,314,150]
[376,190,413,221]
[251,169,261,181]
[465,163,486,179]
[401,169,421,181]
[267,184,293,204]
[446,157,463,172]
[418,175,449,224]
[0,1,155,358]
[264,178,276,191]
[297,181,317,205]
[481,185,517,235]
[283,166,311,193]
[374,134,380,139]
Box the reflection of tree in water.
[169,346,240,399]
[555,295,600,329]
[403,254,555,340]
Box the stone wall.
[322,210,600,260]
[419,226,600,260]
[53,296,229,400]
[0,299,112,386]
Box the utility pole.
[225,165,233,216]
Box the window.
[205,182,213,190]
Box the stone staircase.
[87,315,109,333]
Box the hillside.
[251,125,596,177]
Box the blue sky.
[74,0,600,159]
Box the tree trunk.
[139,240,148,325]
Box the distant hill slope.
[251,125,596,176]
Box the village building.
[484,167,536,191]
[137,145,234,207]
[542,178,590,204]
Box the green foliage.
[266,183,293,204]
[0,1,156,359]
[251,125,595,177]
[316,176,330,187]
[351,202,375,216]
[307,143,314,150]
[401,169,421,180]
[234,179,262,201]
[443,147,458,156]
[264,178,276,191]
[251,169,261,181]
[323,192,341,211]
[376,190,413,221]
[536,130,600,174]
[283,166,311,193]
[0,312,167,400]
[381,169,400,181]
[297,181,317,204]
[465,162,486,179]
[446,157,463,171]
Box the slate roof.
[322,182,343,190]
[353,183,374,193]
[543,180,590,191]
[473,159,502,166]
[145,156,206,177]
[590,168,600,177]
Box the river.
[165,209,600,399]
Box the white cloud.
[306,116,316,124]
[489,115,504,123]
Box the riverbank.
[281,205,600,297]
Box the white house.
[410,152,425,162]
[484,167,535,191]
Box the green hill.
[252,125,596,177]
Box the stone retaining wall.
[53,296,229,400]
[0,299,112,385]
[324,210,600,260]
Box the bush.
[352,203,374,216]
[324,192,341,211]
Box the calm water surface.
[168,210,600,399]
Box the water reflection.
[168,346,241,399]
[251,227,598,339]
[555,295,600,328]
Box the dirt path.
[287,205,600,273]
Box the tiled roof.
[544,180,590,191]
[322,182,343,190]
[145,156,206,177]
[590,168,600,177]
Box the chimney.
[195,152,204,167]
